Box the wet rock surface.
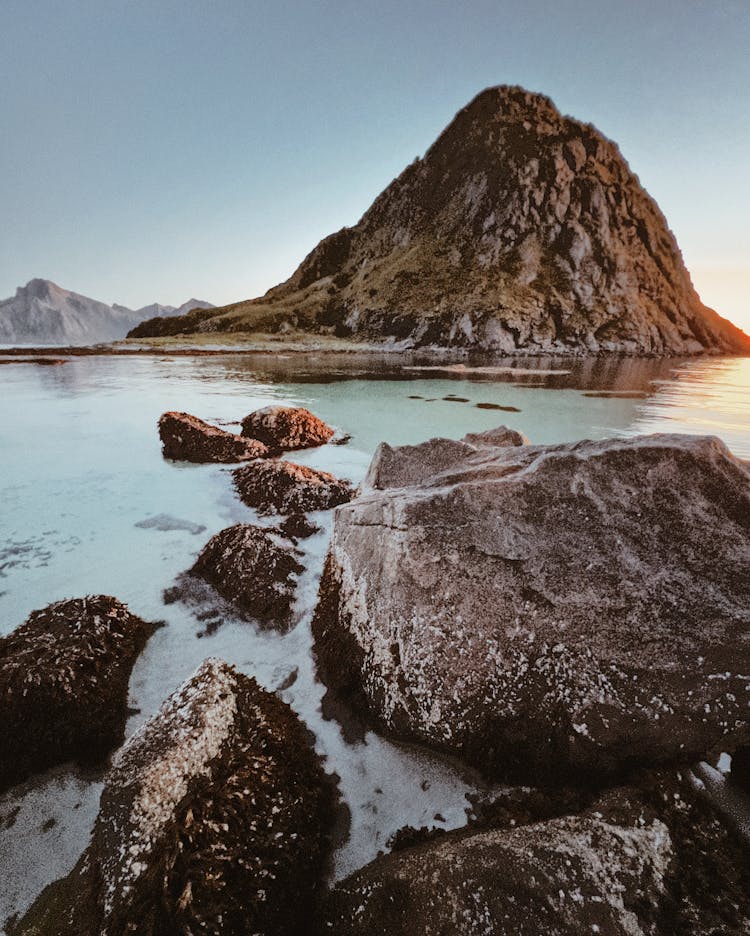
[233,458,354,515]
[0,596,157,793]
[188,523,304,626]
[322,770,750,936]
[13,659,335,936]
[277,512,322,540]
[313,430,750,784]
[158,411,268,463]
[241,405,334,453]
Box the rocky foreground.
[13,660,335,935]
[130,86,750,356]
[4,409,750,934]
[314,429,750,785]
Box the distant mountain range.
[0,279,214,345]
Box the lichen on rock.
[158,411,268,463]
[12,658,336,936]
[0,595,158,793]
[185,523,304,626]
[313,429,750,785]
[233,458,354,515]
[240,405,334,453]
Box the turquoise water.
[0,351,748,926]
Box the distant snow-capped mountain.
[0,279,214,345]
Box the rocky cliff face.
[133,86,750,355]
[0,279,213,345]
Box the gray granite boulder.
[313,429,750,784]
[0,596,157,793]
[13,659,335,936]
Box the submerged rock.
[189,523,304,625]
[241,405,334,453]
[158,411,268,463]
[14,659,335,936]
[313,430,750,784]
[233,459,354,515]
[277,513,322,540]
[322,771,750,935]
[0,596,157,793]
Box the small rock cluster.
[156,405,353,626]
[7,412,750,934]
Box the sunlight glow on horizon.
[690,267,750,337]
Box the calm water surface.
[0,351,748,926]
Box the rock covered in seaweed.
[241,405,334,453]
[188,523,304,625]
[233,458,354,515]
[0,596,157,793]
[313,429,750,784]
[277,512,322,541]
[14,658,335,935]
[322,771,750,935]
[158,411,268,463]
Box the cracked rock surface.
[313,428,750,784]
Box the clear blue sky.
[1,0,749,329]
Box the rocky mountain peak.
[132,86,750,355]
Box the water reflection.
[625,356,750,458]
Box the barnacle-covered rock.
[158,411,268,463]
[13,659,335,935]
[322,771,750,935]
[313,430,750,784]
[233,459,354,515]
[240,405,334,453]
[0,596,157,793]
[188,523,304,625]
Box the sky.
[1,0,748,332]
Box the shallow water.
[0,351,748,926]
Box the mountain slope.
[133,85,750,355]
[0,280,214,345]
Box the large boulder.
[0,596,157,793]
[188,523,304,625]
[322,771,750,935]
[241,405,334,453]
[313,430,750,784]
[233,459,354,515]
[158,411,267,463]
[13,658,335,936]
